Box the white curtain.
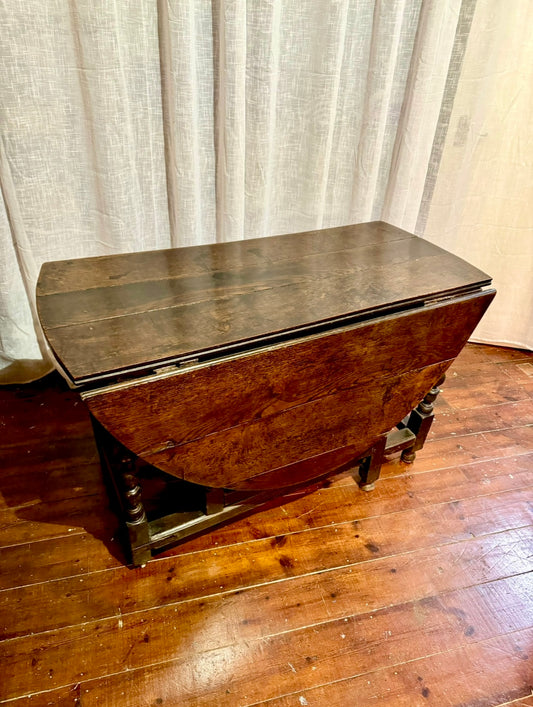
[421,0,533,350]
[1,1,531,384]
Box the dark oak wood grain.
[36,222,491,383]
[36,222,409,295]
[84,293,492,455]
[35,221,496,562]
[146,363,450,488]
[84,292,493,490]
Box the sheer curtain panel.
[1,0,531,383]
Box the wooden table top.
[36,221,491,385]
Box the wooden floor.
[0,343,532,706]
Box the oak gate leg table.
[37,222,495,566]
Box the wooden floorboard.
[0,343,531,706]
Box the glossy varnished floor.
[0,343,532,706]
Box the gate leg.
[401,375,446,463]
[357,435,387,491]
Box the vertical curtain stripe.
[260,0,281,238]
[157,0,179,246]
[188,0,203,245]
[67,2,109,247]
[415,0,478,234]
[215,0,247,243]
[0,136,49,364]
[317,0,350,229]
[365,0,407,222]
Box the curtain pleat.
[382,0,464,230]
[422,0,533,350]
[159,0,216,247]
[213,0,247,243]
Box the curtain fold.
[0,0,531,383]
[421,0,533,350]
[159,0,216,247]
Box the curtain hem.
[468,337,532,354]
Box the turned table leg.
[119,455,151,566]
[401,374,446,463]
[91,416,151,566]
